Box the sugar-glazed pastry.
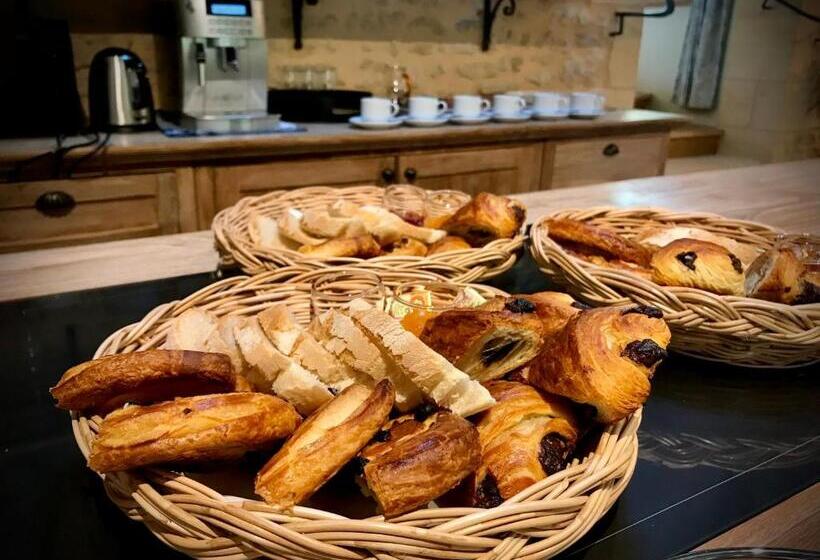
[469,381,579,507]
[443,193,526,246]
[51,350,236,414]
[650,238,745,296]
[358,409,480,518]
[419,297,544,382]
[255,380,394,509]
[529,305,670,424]
[88,392,301,473]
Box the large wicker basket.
[71,266,641,560]
[212,186,525,282]
[529,207,820,367]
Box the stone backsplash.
[68,0,644,117]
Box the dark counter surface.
[1,255,817,559]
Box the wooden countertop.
[0,110,683,171]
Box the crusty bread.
[277,209,325,246]
[329,199,359,218]
[309,310,421,410]
[233,318,332,415]
[347,300,495,417]
[301,208,366,238]
[163,308,217,352]
[257,304,301,355]
[290,331,373,391]
[214,315,247,373]
[355,205,446,245]
[249,211,298,251]
[297,234,382,258]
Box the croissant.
[443,193,525,246]
[546,218,652,267]
[745,235,819,304]
[88,392,301,473]
[419,297,544,382]
[426,235,471,255]
[384,237,428,257]
[528,305,670,424]
[51,350,236,414]
[358,409,480,517]
[468,381,579,507]
[298,234,382,259]
[255,380,394,509]
[650,238,744,295]
[481,292,586,341]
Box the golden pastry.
[298,234,382,259]
[745,235,819,304]
[443,193,526,246]
[384,237,428,257]
[426,235,471,255]
[650,238,745,295]
[546,218,652,267]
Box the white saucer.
[349,116,405,129]
[450,111,493,125]
[533,111,570,121]
[569,110,603,119]
[404,114,450,127]
[492,109,533,122]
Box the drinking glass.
[310,271,386,319]
[392,281,465,336]
[383,184,427,226]
[424,190,471,228]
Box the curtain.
[672,0,735,110]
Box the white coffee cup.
[408,96,449,120]
[452,95,491,118]
[533,92,570,116]
[570,92,605,116]
[360,97,400,122]
[493,94,527,116]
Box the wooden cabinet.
[211,154,396,211]
[542,133,668,189]
[397,144,542,195]
[0,171,188,253]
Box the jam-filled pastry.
[650,238,745,296]
[88,392,301,473]
[545,218,652,267]
[467,381,578,507]
[529,306,670,424]
[442,193,526,246]
[255,380,394,509]
[357,408,480,518]
[419,297,544,382]
[51,350,236,414]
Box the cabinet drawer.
[0,173,180,252]
[545,133,668,189]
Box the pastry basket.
[529,207,820,367]
[212,185,525,282]
[72,265,641,560]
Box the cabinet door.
[396,144,542,195]
[212,154,397,210]
[0,171,183,253]
[544,133,668,189]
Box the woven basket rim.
[212,185,525,283]
[528,207,819,368]
[69,265,640,560]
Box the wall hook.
[482,0,516,51]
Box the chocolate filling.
[512,205,526,226]
[622,305,663,319]
[676,251,697,271]
[328,387,340,397]
[466,227,493,245]
[182,407,192,415]
[621,339,667,368]
[481,339,518,366]
[413,402,438,422]
[504,298,536,313]
[538,433,571,475]
[475,473,504,508]
[571,301,591,310]
[729,253,743,274]
[352,456,369,476]
[373,429,391,442]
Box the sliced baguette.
[163,308,217,351]
[346,301,495,417]
[355,205,446,245]
[291,331,373,391]
[213,314,247,373]
[257,304,301,355]
[301,208,367,238]
[277,209,325,246]
[249,211,299,251]
[309,310,422,411]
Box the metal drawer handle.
[35,191,76,217]
[381,168,395,184]
[403,167,417,182]
[603,143,620,157]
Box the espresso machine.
[176,0,278,133]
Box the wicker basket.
[529,207,820,367]
[71,265,640,560]
[212,186,525,282]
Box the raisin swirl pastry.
[419,297,544,382]
[356,407,481,518]
[650,238,745,296]
[529,306,670,424]
[467,381,578,508]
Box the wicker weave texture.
[212,186,524,282]
[528,207,820,367]
[71,266,639,560]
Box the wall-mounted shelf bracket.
[292,0,319,50]
[481,0,516,51]
[610,0,675,37]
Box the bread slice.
[249,211,299,251]
[233,318,332,415]
[355,205,446,245]
[213,314,247,373]
[301,208,366,238]
[346,301,495,417]
[277,209,325,246]
[329,199,359,218]
[309,310,422,411]
[257,304,301,355]
[163,308,218,351]
[290,331,373,391]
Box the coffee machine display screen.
[206,0,251,17]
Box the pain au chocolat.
[529,305,670,424]
[51,349,237,414]
[442,192,526,246]
[88,392,301,473]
